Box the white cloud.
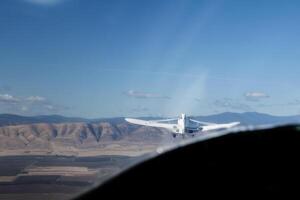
[0,92,70,115]
[45,105,54,110]
[26,96,46,102]
[245,92,269,101]
[0,94,19,103]
[125,90,170,99]
[21,106,29,112]
[44,104,70,112]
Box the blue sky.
[1,0,300,118]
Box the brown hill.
[0,122,171,156]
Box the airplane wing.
[201,122,240,132]
[189,119,217,126]
[125,118,177,131]
[151,118,177,122]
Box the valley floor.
[0,155,145,200]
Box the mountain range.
[0,112,300,127]
[192,112,300,125]
[0,112,299,156]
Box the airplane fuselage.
[175,114,200,134]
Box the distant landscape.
[2,112,300,127]
[0,112,299,200]
[0,114,170,200]
[0,112,299,157]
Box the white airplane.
[125,114,240,138]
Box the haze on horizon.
[1,0,300,118]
